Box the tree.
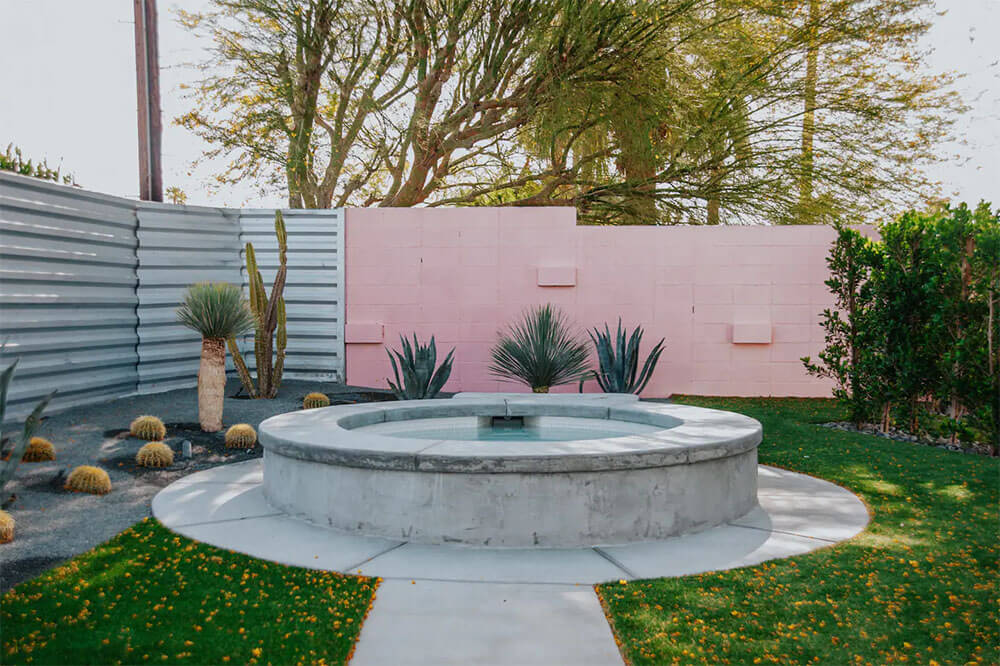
[179,0,961,224]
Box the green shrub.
[804,202,999,453]
[588,319,665,394]
[489,304,590,392]
[387,335,454,399]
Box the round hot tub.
[258,393,762,547]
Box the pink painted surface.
[346,207,865,397]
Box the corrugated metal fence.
[0,172,345,418]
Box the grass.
[597,397,999,665]
[1,518,377,665]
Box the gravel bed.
[821,421,992,455]
[0,379,394,592]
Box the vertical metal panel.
[238,209,345,381]
[0,172,139,417]
[135,202,242,393]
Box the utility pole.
[134,0,163,202]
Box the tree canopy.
[178,0,962,224]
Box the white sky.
[0,0,997,210]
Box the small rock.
[181,440,192,459]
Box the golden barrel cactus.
[130,415,166,441]
[303,392,331,409]
[136,442,174,468]
[22,437,55,462]
[225,424,257,449]
[65,466,112,495]
[0,510,14,544]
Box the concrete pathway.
[152,461,869,664]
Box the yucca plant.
[489,304,589,393]
[0,357,56,499]
[387,335,455,399]
[588,319,665,394]
[177,282,256,432]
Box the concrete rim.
[152,460,870,584]
[258,395,763,473]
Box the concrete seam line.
[724,521,839,544]
[367,575,602,587]
[165,511,284,529]
[342,541,408,573]
[592,546,639,580]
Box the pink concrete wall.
[345,207,859,398]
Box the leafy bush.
[386,335,454,399]
[588,320,665,394]
[490,304,590,392]
[804,202,999,453]
[1,143,76,185]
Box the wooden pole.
[134,0,163,202]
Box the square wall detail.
[537,266,577,286]
[732,321,772,344]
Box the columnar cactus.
[65,466,112,495]
[225,423,258,449]
[130,415,167,441]
[303,392,331,409]
[228,210,288,399]
[136,442,174,468]
[22,437,55,462]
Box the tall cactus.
[229,210,288,398]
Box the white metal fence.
[0,172,345,418]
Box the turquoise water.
[357,416,660,442]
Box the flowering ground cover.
[598,397,998,665]
[1,518,377,665]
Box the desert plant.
[225,423,258,449]
[386,335,455,400]
[65,466,111,495]
[229,211,288,399]
[177,282,256,432]
[129,415,166,441]
[489,304,590,393]
[588,320,665,394]
[22,437,55,462]
[303,392,330,409]
[0,509,13,543]
[136,442,174,468]
[0,357,56,499]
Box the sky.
[0,0,997,211]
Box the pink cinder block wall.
[345,207,866,397]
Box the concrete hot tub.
[258,393,762,548]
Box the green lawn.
[1,519,377,665]
[597,397,999,666]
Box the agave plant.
[387,335,455,399]
[0,357,56,498]
[177,282,256,431]
[588,319,665,394]
[489,304,590,392]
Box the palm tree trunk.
[198,337,227,432]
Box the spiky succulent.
[130,415,166,441]
[303,392,330,409]
[386,334,454,400]
[489,304,590,392]
[0,509,13,544]
[176,282,256,340]
[225,423,258,449]
[65,466,111,495]
[0,357,56,498]
[22,437,55,462]
[588,319,666,394]
[136,442,174,468]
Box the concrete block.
[732,321,771,344]
[345,321,383,343]
[536,266,576,286]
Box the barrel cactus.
[130,415,166,441]
[65,466,112,495]
[22,437,55,462]
[303,392,330,409]
[136,442,174,468]
[225,423,258,449]
[0,510,13,544]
